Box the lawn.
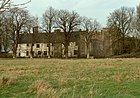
[0,58,140,98]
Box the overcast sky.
[13,0,139,27]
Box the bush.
[0,53,12,58]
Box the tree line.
[0,1,140,58]
[107,6,140,55]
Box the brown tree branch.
[0,0,31,12]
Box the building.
[17,27,113,58]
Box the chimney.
[33,26,38,33]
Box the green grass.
[0,58,140,98]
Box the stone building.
[17,27,113,58]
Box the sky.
[13,0,140,27]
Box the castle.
[17,27,113,58]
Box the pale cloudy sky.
[13,0,140,27]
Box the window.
[51,51,53,55]
[44,51,47,55]
[47,44,49,47]
[27,44,29,46]
[75,42,78,46]
[26,51,29,56]
[38,51,41,55]
[32,44,34,46]
[19,53,21,56]
[36,44,40,48]
[74,50,78,55]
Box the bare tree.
[23,16,38,58]
[132,4,140,52]
[42,7,56,58]
[136,4,140,34]
[0,12,11,53]
[0,0,11,11]
[81,17,101,58]
[107,7,134,54]
[56,10,81,58]
[0,0,31,12]
[8,7,30,58]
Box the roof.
[19,31,80,44]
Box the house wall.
[17,28,113,58]
[17,43,52,57]
[78,28,113,58]
[68,42,78,57]
[102,28,113,57]
[17,42,78,58]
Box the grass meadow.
[0,58,140,98]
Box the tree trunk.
[87,51,90,59]
[0,36,2,54]
[65,42,69,59]
[65,46,68,59]
[30,44,33,58]
[47,31,51,59]
[121,34,125,54]
[48,42,51,59]
[0,45,1,54]
[64,34,69,59]
[12,44,17,58]
[13,53,16,58]
[86,44,90,59]
[12,31,19,58]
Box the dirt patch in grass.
[0,74,17,86]
[28,80,57,98]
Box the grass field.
[0,58,140,98]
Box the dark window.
[36,44,40,48]
[27,44,29,46]
[44,51,47,55]
[32,44,34,46]
[38,51,41,55]
[74,50,78,55]
[51,51,53,55]
[47,44,49,47]
[26,51,29,56]
[19,53,20,56]
[31,51,34,56]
